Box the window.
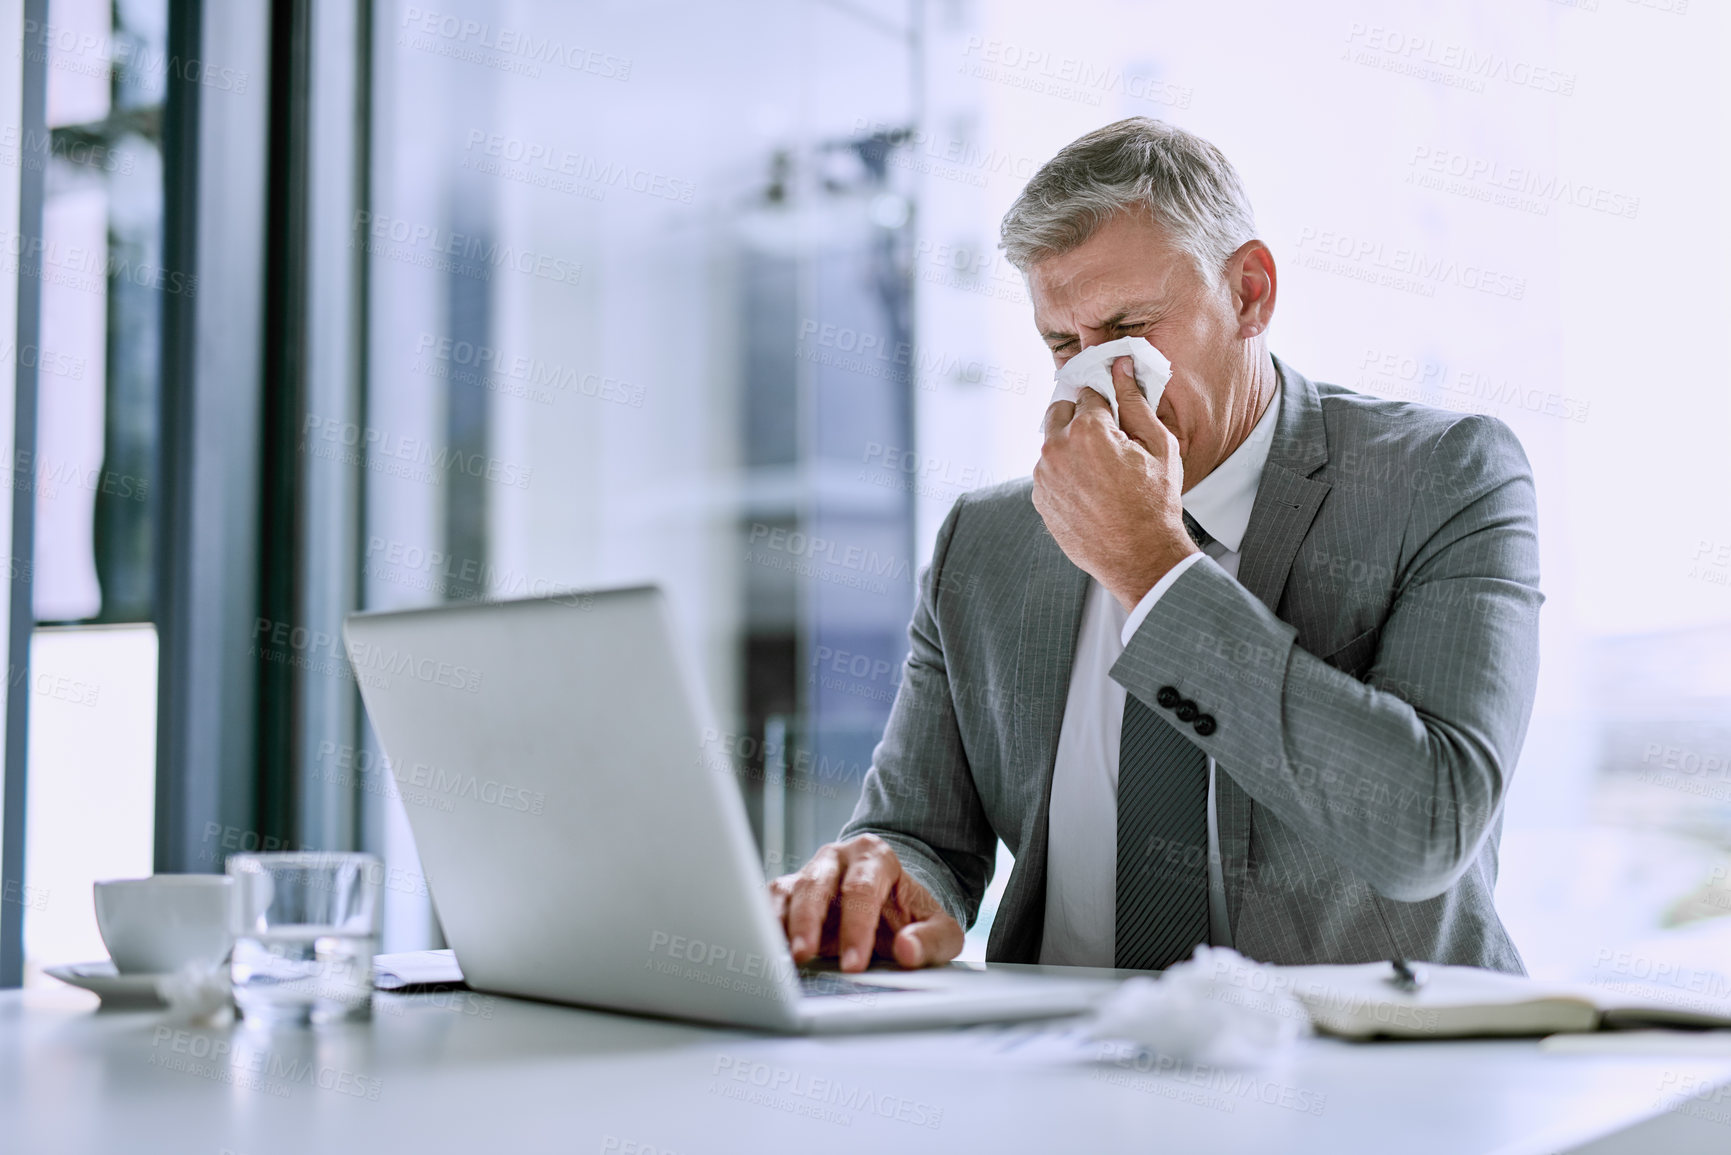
[16,0,166,981]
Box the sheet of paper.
[374,948,465,990]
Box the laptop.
[343,585,1113,1033]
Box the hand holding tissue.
[1049,337,1171,426]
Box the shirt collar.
[1181,382,1281,554]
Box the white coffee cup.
[93,875,234,975]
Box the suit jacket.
[841,355,1543,971]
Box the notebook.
[1282,960,1731,1040]
[374,949,467,992]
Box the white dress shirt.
[1039,384,1282,967]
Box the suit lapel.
[1217,356,1331,930]
[1235,469,1331,611]
[1236,355,1332,612]
[987,516,1089,963]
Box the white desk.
[5,983,1731,1155]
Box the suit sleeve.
[1111,414,1543,902]
[839,496,998,929]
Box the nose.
[1074,328,1110,353]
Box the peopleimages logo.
[1342,22,1576,96]
[1293,227,1526,300]
[861,442,1000,490]
[412,333,645,408]
[1406,146,1640,220]
[796,318,1030,395]
[461,131,695,204]
[956,38,1193,110]
[1356,347,1590,423]
[0,448,148,502]
[345,640,483,694]
[22,18,250,93]
[149,1028,382,1101]
[696,726,893,801]
[0,124,135,175]
[249,615,484,695]
[314,739,546,815]
[363,535,596,606]
[398,7,632,80]
[745,523,912,585]
[300,415,534,489]
[850,117,1041,186]
[1,339,86,380]
[351,211,582,287]
[709,1056,944,1130]
[0,228,197,297]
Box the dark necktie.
[1114,509,1212,970]
[1181,510,1213,551]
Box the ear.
[1227,240,1277,341]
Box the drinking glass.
[227,852,382,1025]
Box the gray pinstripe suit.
[841,355,1542,971]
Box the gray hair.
[999,117,1257,283]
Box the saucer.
[43,961,169,1008]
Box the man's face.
[1028,209,1267,490]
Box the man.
[768,117,1542,975]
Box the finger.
[786,850,842,963]
[767,876,791,924]
[1072,382,1113,425]
[1111,356,1162,448]
[891,914,964,969]
[1041,399,1076,441]
[884,875,962,967]
[835,847,899,972]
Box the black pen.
[1388,958,1426,992]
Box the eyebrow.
[1039,300,1164,344]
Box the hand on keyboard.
[767,834,964,973]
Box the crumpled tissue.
[1048,336,1172,425]
[1083,945,1310,1068]
[155,960,234,1027]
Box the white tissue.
[1049,336,1172,425]
[155,960,234,1027]
[1084,945,1310,1068]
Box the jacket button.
[1193,714,1217,736]
[1175,699,1199,723]
[1156,686,1180,709]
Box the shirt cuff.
[1120,552,1206,647]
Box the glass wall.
[16,0,165,979]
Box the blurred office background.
[4,0,1730,989]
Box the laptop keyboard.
[798,971,915,999]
